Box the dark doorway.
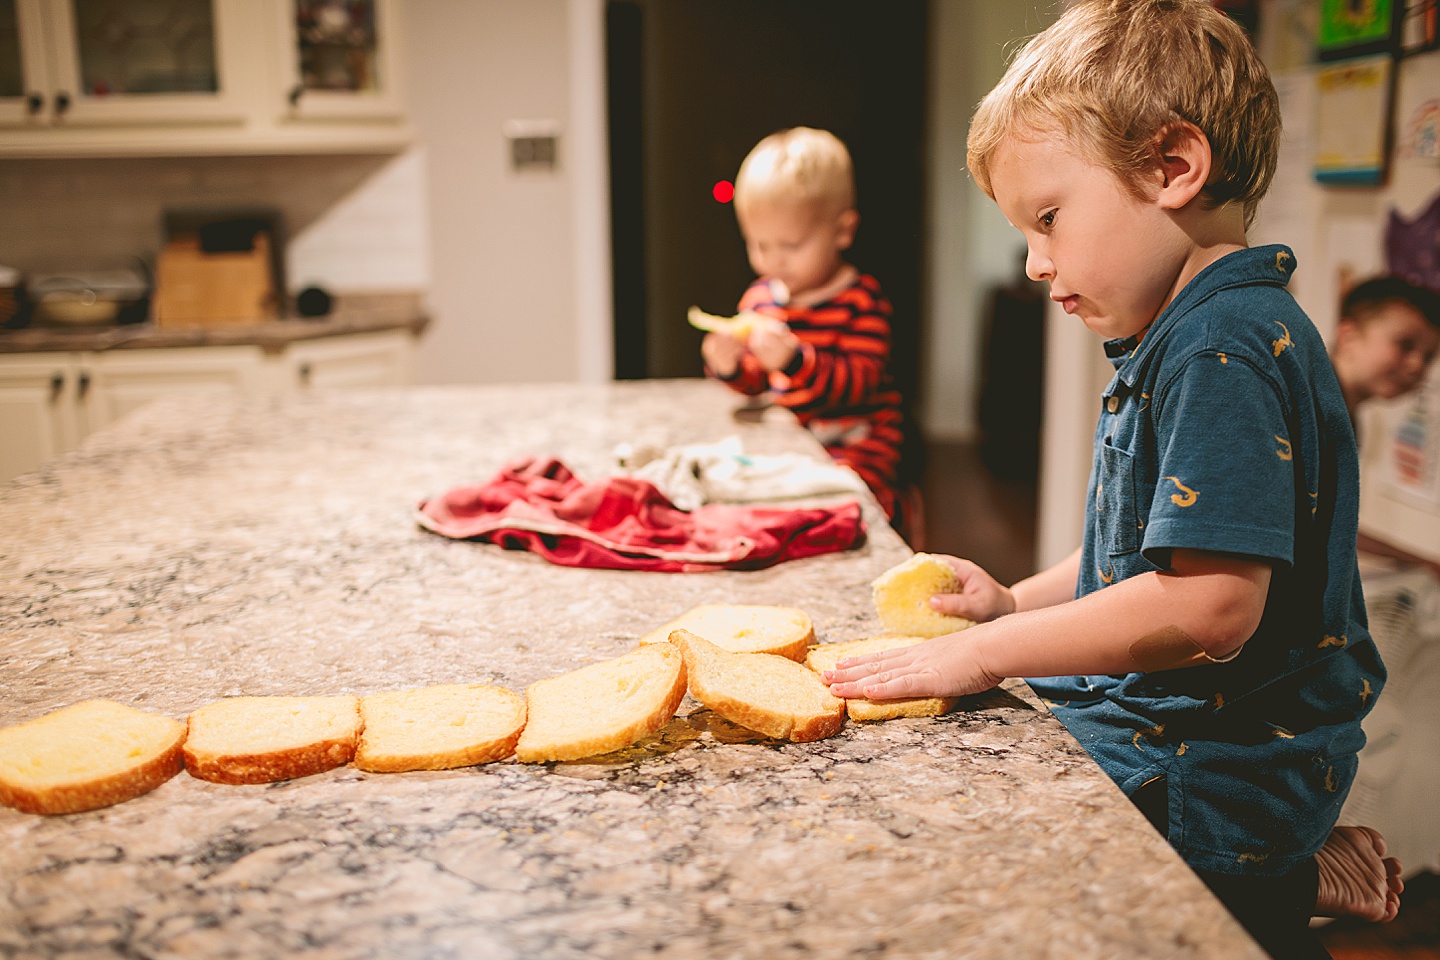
[606,0,928,418]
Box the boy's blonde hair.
[967,0,1280,227]
[734,127,856,219]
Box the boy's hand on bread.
[748,317,800,372]
[823,633,1002,702]
[702,330,747,377]
[929,556,1016,624]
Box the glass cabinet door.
[0,0,53,126]
[0,0,23,100]
[280,0,401,120]
[42,0,244,124]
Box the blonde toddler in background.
[702,127,917,540]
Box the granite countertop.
[0,292,428,355]
[0,380,1264,959]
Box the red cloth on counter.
[417,456,865,572]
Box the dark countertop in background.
[0,380,1264,959]
[0,292,428,354]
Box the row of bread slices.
[0,553,973,818]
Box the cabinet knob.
[288,84,304,107]
[298,362,312,385]
[25,92,44,115]
[54,91,71,115]
[77,371,91,397]
[50,372,64,400]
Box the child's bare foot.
[1315,825,1404,922]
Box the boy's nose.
[1025,247,1052,282]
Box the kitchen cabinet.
[0,328,416,481]
[86,345,269,430]
[272,0,404,124]
[0,0,247,130]
[283,329,412,389]
[0,352,87,483]
[0,0,409,155]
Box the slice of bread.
[805,635,959,722]
[0,700,186,815]
[355,684,526,773]
[184,695,361,784]
[515,642,687,763]
[640,604,814,661]
[670,629,844,743]
[872,553,976,638]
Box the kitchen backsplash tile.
[0,148,429,296]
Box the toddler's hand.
[932,556,1016,623]
[823,632,1001,701]
[748,317,800,372]
[702,331,746,377]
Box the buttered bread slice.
[0,700,186,815]
[184,695,360,784]
[516,642,687,763]
[356,684,526,772]
[671,629,844,743]
[805,635,959,721]
[641,604,814,661]
[872,553,976,638]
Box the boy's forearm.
[976,551,1271,680]
[1010,548,1082,612]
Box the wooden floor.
[918,440,1039,586]
[918,441,1440,959]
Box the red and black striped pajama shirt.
[708,273,909,523]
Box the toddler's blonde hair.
[967,0,1280,227]
[734,127,856,219]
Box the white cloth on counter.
[614,436,868,511]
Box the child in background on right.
[1328,275,1440,578]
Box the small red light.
[712,180,734,203]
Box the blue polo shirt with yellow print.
[1028,244,1385,877]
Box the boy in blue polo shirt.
[824,1,1401,955]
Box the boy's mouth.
[1053,294,1080,315]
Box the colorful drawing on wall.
[1403,98,1440,158]
[1319,0,1401,58]
[1382,383,1440,506]
[1385,192,1440,290]
[1314,55,1395,183]
[1402,0,1440,53]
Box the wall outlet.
[503,119,561,172]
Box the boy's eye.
[1039,210,1057,228]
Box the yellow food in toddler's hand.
[872,553,976,638]
[688,306,761,339]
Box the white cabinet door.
[33,0,248,127]
[87,345,266,432]
[284,330,413,389]
[0,0,410,153]
[272,0,403,122]
[0,0,52,127]
[0,353,83,482]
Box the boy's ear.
[1153,121,1212,211]
[835,209,860,250]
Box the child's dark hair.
[1342,276,1440,330]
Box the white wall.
[400,0,595,386]
[286,147,431,294]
